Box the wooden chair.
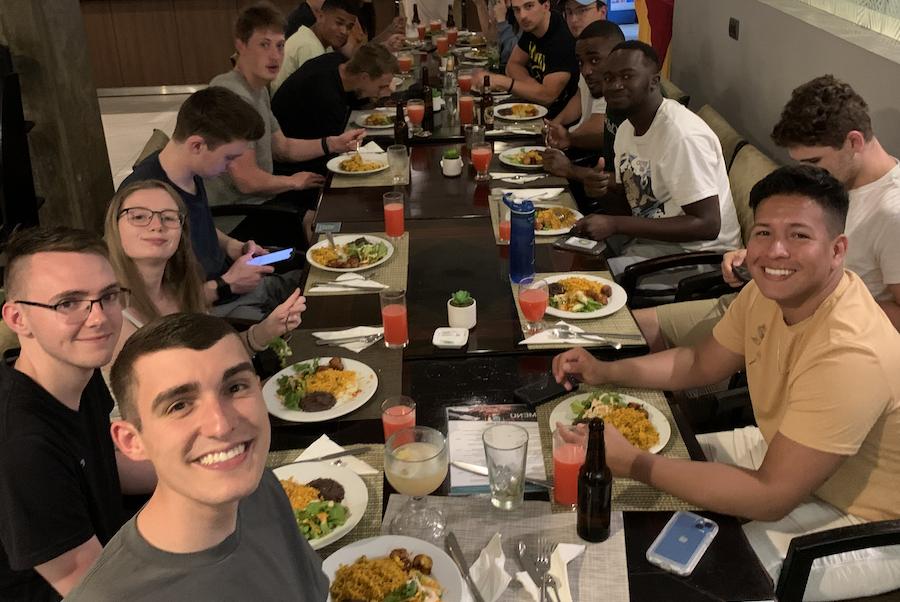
[697,104,747,173]
[660,77,690,107]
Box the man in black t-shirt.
[0,227,155,601]
[286,0,320,37]
[272,43,398,175]
[476,0,579,118]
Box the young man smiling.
[553,165,900,601]
[66,313,328,600]
[0,227,154,601]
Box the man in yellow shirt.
[553,164,900,601]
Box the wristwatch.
[214,277,232,301]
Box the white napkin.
[294,434,378,475]
[309,273,388,293]
[515,543,585,602]
[461,533,512,602]
[500,188,564,201]
[486,128,540,136]
[358,141,385,153]
[520,321,592,346]
[312,325,384,352]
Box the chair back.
[133,128,170,170]
[660,77,690,107]
[697,104,746,172]
[728,145,779,245]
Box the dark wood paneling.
[173,0,238,83]
[109,0,185,86]
[236,0,297,15]
[80,0,124,87]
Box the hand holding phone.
[646,511,718,576]
[552,236,606,256]
[247,248,293,266]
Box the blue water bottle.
[502,193,536,283]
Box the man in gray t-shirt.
[66,314,330,601]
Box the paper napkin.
[294,434,378,475]
[358,141,385,153]
[309,273,388,293]
[520,321,592,346]
[516,543,585,602]
[312,326,384,352]
[462,533,512,602]
[499,188,564,201]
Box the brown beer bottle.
[394,101,409,147]
[480,75,494,129]
[447,4,456,28]
[412,3,421,25]
[577,418,612,542]
[421,66,434,132]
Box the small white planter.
[441,156,463,177]
[447,298,477,329]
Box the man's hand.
[572,213,617,241]
[257,288,307,343]
[583,157,609,198]
[382,33,404,52]
[545,119,570,150]
[602,423,643,476]
[241,239,267,257]
[221,251,274,295]
[551,347,608,388]
[331,129,366,153]
[722,248,748,287]
[542,148,573,178]
[287,171,325,190]
[491,0,508,23]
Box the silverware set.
[308,280,384,290]
[547,324,644,349]
[517,538,561,602]
[314,333,383,346]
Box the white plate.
[273,461,368,550]
[543,273,627,319]
[263,357,378,423]
[323,535,464,602]
[494,102,547,121]
[548,392,671,454]
[463,50,489,60]
[354,110,395,129]
[326,152,390,175]
[306,234,394,273]
[533,203,584,236]
[499,146,547,170]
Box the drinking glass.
[407,98,425,135]
[397,52,414,76]
[458,69,473,93]
[430,18,442,32]
[385,426,449,540]
[447,27,459,46]
[383,191,405,238]
[471,141,493,181]
[435,35,449,56]
[381,396,416,441]
[498,207,511,242]
[518,278,549,335]
[387,144,408,185]
[553,425,586,507]
[459,95,475,126]
[417,24,426,40]
[464,124,485,149]
[482,424,529,510]
[380,289,408,348]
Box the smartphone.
[553,236,606,256]
[247,248,293,266]
[513,376,569,409]
[732,264,752,283]
[646,512,718,576]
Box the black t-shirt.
[122,152,229,280]
[286,2,316,38]
[603,109,625,174]
[0,366,124,602]
[516,11,579,119]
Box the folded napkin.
[312,325,384,352]
[310,273,388,293]
[516,543,585,602]
[490,172,544,184]
[500,188,564,201]
[358,141,385,153]
[520,321,596,346]
[294,434,378,475]
[461,533,512,602]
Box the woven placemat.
[266,444,385,558]
[330,162,409,188]
[304,232,409,296]
[536,387,699,513]
[512,271,646,349]
[488,152,568,189]
[488,191,578,245]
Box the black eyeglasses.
[15,288,131,325]
[118,207,184,228]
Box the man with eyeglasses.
[0,227,155,601]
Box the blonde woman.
[105,180,304,359]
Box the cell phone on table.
[646,511,718,576]
[513,376,569,409]
[553,236,606,256]
[247,248,293,266]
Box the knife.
[445,532,487,602]
[516,539,551,602]
[451,461,552,489]
[314,333,383,346]
[282,446,371,464]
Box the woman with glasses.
[104,180,305,360]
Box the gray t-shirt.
[65,470,329,601]
[204,70,281,206]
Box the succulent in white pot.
[447,290,477,329]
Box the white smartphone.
[646,511,718,576]
[247,248,293,266]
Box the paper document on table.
[446,404,548,495]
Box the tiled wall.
[796,0,900,40]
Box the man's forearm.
[604,346,725,392]
[232,168,298,197]
[553,92,582,128]
[505,77,562,106]
[274,136,326,163]
[878,299,900,332]
[607,214,720,242]
[505,61,530,81]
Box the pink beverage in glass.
[459,95,475,125]
[407,103,425,126]
[499,219,511,241]
[382,304,409,346]
[417,24,426,40]
[458,74,472,93]
[384,203,404,237]
[430,19,441,32]
[553,443,585,505]
[398,55,413,73]
[447,28,458,45]
[435,36,449,56]
[382,403,416,441]
[471,146,492,172]
[518,287,549,322]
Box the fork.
[551,328,622,350]
[536,537,561,602]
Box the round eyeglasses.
[14,288,130,325]
[119,207,184,228]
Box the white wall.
[669,0,900,164]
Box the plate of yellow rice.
[543,273,627,319]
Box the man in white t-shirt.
[570,41,741,268]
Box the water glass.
[482,424,529,510]
[381,396,416,442]
[552,425,586,507]
[464,124,485,149]
[387,144,408,185]
[380,289,408,348]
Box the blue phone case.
[646,511,718,576]
[247,248,293,266]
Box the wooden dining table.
[263,49,775,602]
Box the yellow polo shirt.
[713,271,900,521]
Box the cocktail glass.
[397,52,414,76]
[407,98,425,135]
[518,277,549,335]
[385,426,449,540]
[471,141,492,181]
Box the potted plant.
[447,289,477,329]
[440,148,463,177]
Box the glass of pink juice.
[398,53,413,74]
[518,278,549,334]
[430,19,442,32]
[498,207,511,242]
[471,142,492,181]
[459,95,475,125]
[458,71,472,93]
[553,426,586,506]
[417,24,426,40]
[382,396,416,441]
[380,289,409,348]
[447,27,458,45]
[435,36,449,56]
[383,191,405,238]
[407,98,425,134]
